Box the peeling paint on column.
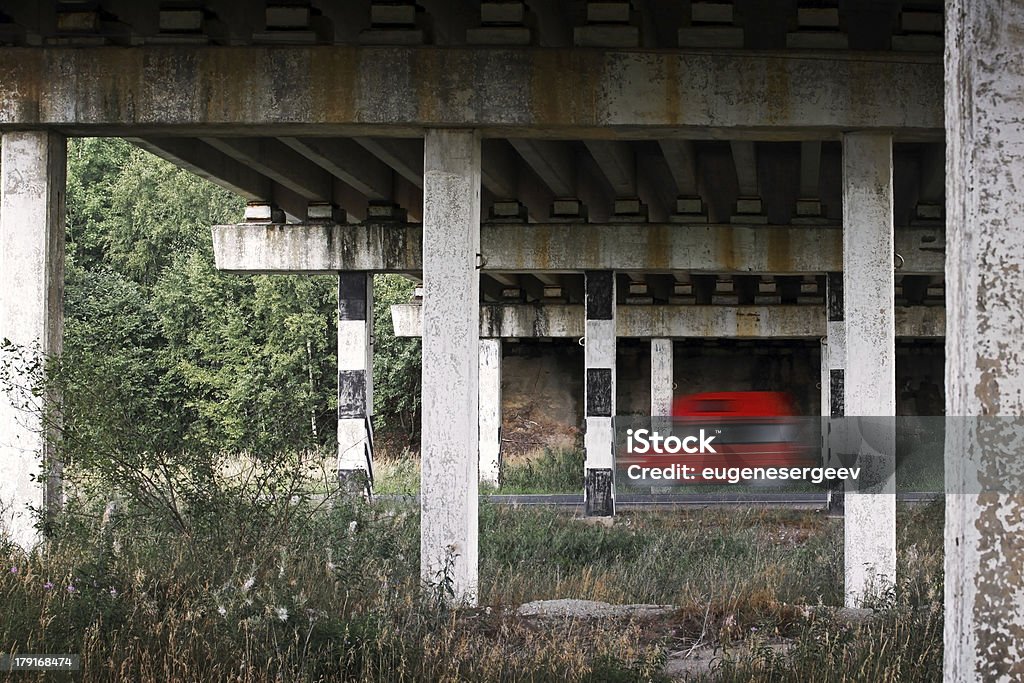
[946,1,1024,679]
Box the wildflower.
[275,606,289,622]
[43,581,53,590]
[348,520,358,534]
[242,576,255,592]
[67,585,77,594]
[217,605,227,617]
[9,567,17,574]
[109,587,118,598]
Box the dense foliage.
[1,138,421,532]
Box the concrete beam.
[509,138,574,197]
[279,136,393,200]
[420,129,481,605]
[354,137,423,188]
[212,222,945,275]
[945,1,1024,678]
[729,140,759,197]
[201,137,334,202]
[659,139,700,195]
[130,137,310,219]
[0,131,65,550]
[389,303,944,339]
[585,140,635,196]
[0,47,942,136]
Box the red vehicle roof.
[671,391,797,418]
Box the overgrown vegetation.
[0,499,942,681]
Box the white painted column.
[0,131,66,549]
[337,273,374,492]
[420,129,481,605]
[945,3,1024,679]
[478,339,502,488]
[650,338,673,417]
[584,270,616,516]
[842,132,896,607]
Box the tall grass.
[0,497,943,682]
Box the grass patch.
[0,497,943,681]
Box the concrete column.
[420,129,481,605]
[478,339,502,487]
[945,3,1024,679]
[0,131,66,549]
[842,132,896,607]
[337,273,374,492]
[650,338,673,417]
[823,272,846,511]
[584,270,616,516]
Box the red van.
[618,391,815,484]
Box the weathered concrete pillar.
[337,273,374,492]
[823,272,846,511]
[584,270,616,516]
[945,3,1024,679]
[842,132,896,607]
[420,129,481,605]
[650,338,673,417]
[0,131,66,549]
[479,338,502,487]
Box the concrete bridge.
[0,1,1020,678]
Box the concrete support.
[650,339,673,417]
[0,131,66,549]
[336,273,374,493]
[478,339,502,488]
[823,272,846,512]
[583,270,616,517]
[945,2,1024,679]
[841,132,896,607]
[420,129,481,605]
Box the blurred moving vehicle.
[618,391,817,484]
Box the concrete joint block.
[56,10,100,33]
[586,2,632,24]
[245,202,284,223]
[370,3,417,27]
[487,200,528,222]
[481,2,526,25]
[366,201,408,222]
[691,2,734,25]
[307,202,346,223]
[159,9,204,33]
[797,7,840,29]
[734,197,763,215]
[550,198,587,221]
[915,202,944,220]
[796,198,823,216]
[900,10,942,35]
[612,198,648,221]
[266,6,311,30]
